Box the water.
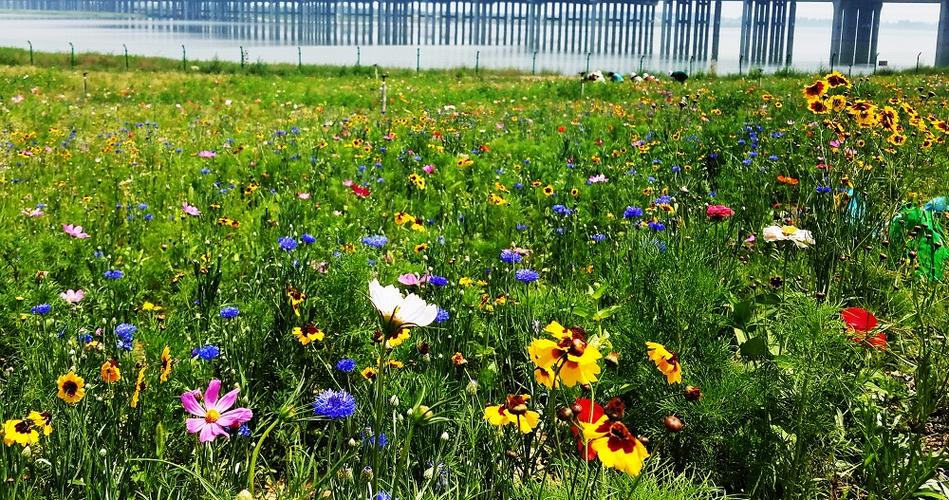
[0,9,939,75]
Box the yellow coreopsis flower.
[646,342,682,384]
[484,394,540,433]
[56,371,86,404]
[528,321,602,388]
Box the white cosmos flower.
[369,279,438,332]
[762,225,814,249]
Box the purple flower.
[623,206,644,219]
[31,304,51,315]
[500,249,522,264]
[220,306,240,319]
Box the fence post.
[69,42,75,68]
[475,51,480,74]
[738,55,744,76]
[916,52,922,74]
[830,52,837,72]
[123,44,129,70]
[380,74,388,115]
[240,46,245,69]
[27,40,33,65]
[416,47,420,73]
[689,55,695,75]
[356,46,361,66]
[585,52,591,74]
[298,47,302,71]
[181,45,186,71]
[531,51,537,75]
[639,55,645,74]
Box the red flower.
[841,307,877,333]
[557,126,566,134]
[571,398,604,461]
[351,184,370,198]
[706,205,735,221]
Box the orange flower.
[572,398,649,476]
[100,359,121,383]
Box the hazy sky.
[719,3,941,23]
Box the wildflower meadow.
[1,52,949,499]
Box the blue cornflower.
[516,223,529,231]
[31,304,51,315]
[144,213,154,221]
[624,206,644,219]
[237,424,252,437]
[362,235,388,249]
[671,165,682,173]
[435,308,450,323]
[552,204,574,217]
[104,269,124,280]
[301,233,316,244]
[220,306,240,319]
[768,155,779,161]
[816,185,832,194]
[363,431,388,448]
[655,195,672,205]
[336,358,357,373]
[500,249,522,263]
[192,345,220,361]
[137,203,148,210]
[429,275,449,287]
[372,492,392,500]
[200,168,211,175]
[312,389,357,420]
[79,333,93,344]
[278,236,298,252]
[648,221,666,231]
[115,323,136,351]
[741,159,753,166]
[515,269,540,283]
[591,233,607,242]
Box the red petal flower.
[841,307,878,333]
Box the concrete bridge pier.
[937,0,949,66]
[830,0,882,66]
[739,0,796,65]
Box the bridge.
[3,0,948,67]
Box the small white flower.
[369,279,438,332]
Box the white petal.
[369,279,402,316]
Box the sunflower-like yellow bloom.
[646,342,682,384]
[160,345,173,383]
[484,394,541,434]
[57,371,86,404]
[528,321,602,388]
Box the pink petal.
[204,379,221,408]
[216,408,253,428]
[181,391,206,417]
[198,423,227,443]
[211,388,240,413]
[186,418,207,434]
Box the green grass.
[0,51,948,499]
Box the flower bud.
[465,379,479,394]
[604,351,620,367]
[684,385,702,401]
[440,431,450,441]
[556,406,574,421]
[361,466,373,480]
[663,415,684,433]
[236,490,254,500]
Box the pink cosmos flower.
[422,164,436,174]
[63,224,90,239]
[182,202,201,217]
[60,289,85,304]
[181,379,253,443]
[197,150,217,159]
[297,192,311,200]
[587,174,609,184]
[342,179,354,187]
[21,208,44,218]
[706,205,736,221]
[11,94,24,104]
[398,273,430,287]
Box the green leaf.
[739,336,772,360]
[592,305,622,322]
